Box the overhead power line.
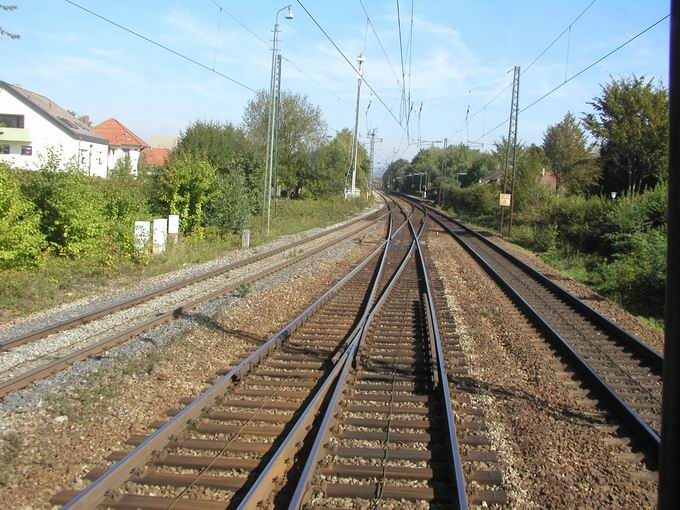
[357,0,402,90]
[471,13,671,143]
[296,0,408,135]
[208,0,269,47]
[63,0,257,92]
[523,0,598,75]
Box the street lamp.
[263,4,293,236]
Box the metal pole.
[350,54,365,197]
[499,65,519,237]
[265,24,280,236]
[272,54,282,216]
[508,65,521,236]
[263,21,278,236]
[660,1,678,507]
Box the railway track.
[0,207,386,398]
[0,206,386,353]
[405,195,663,458]
[51,198,430,509]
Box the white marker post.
[168,214,180,245]
[134,221,151,254]
[152,218,168,255]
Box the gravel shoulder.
[0,204,382,342]
[426,226,657,509]
[0,225,382,509]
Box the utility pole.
[439,137,448,206]
[499,65,520,237]
[368,128,383,193]
[348,54,365,198]
[262,5,293,236]
[272,54,282,216]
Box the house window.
[21,145,32,156]
[0,114,24,128]
[1,145,9,154]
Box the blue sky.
[1,1,671,175]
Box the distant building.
[148,134,178,150]
[93,118,148,175]
[0,80,109,177]
[140,147,172,168]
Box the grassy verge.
[439,205,665,333]
[0,196,373,323]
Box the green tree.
[382,158,410,190]
[243,90,327,197]
[0,165,44,268]
[204,153,263,234]
[24,165,108,259]
[158,153,216,236]
[583,75,668,195]
[543,112,597,193]
[1,4,20,40]
[174,121,248,171]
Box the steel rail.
[0,206,387,353]
[58,203,407,509]
[419,200,660,458]
[412,216,468,510]
[233,203,402,509]
[286,215,422,509]
[406,195,662,368]
[0,212,389,399]
[59,229,394,509]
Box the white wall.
[107,146,141,175]
[0,89,108,178]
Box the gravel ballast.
[426,226,658,509]
[0,223,382,509]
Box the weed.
[235,284,252,299]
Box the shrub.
[597,228,666,313]
[22,165,107,259]
[0,165,45,269]
[157,152,216,236]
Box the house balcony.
[0,127,31,143]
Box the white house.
[0,80,109,177]
[93,118,148,175]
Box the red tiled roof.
[140,147,171,167]
[93,118,147,148]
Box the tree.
[157,153,216,236]
[243,90,327,197]
[1,4,20,40]
[174,121,248,171]
[0,164,44,268]
[583,75,668,195]
[204,154,263,235]
[381,158,410,190]
[543,112,597,193]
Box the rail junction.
[0,194,662,509]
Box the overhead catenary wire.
[522,0,598,75]
[63,0,257,92]
[296,0,408,136]
[396,0,407,122]
[452,0,599,141]
[357,0,403,92]
[208,0,269,47]
[471,13,671,143]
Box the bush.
[22,165,108,259]
[0,165,45,269]
[101,172,152,262]
[597,228,666,313]
[157,152,216,236]
[443,183,498,227]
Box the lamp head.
[285,5,294,19]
